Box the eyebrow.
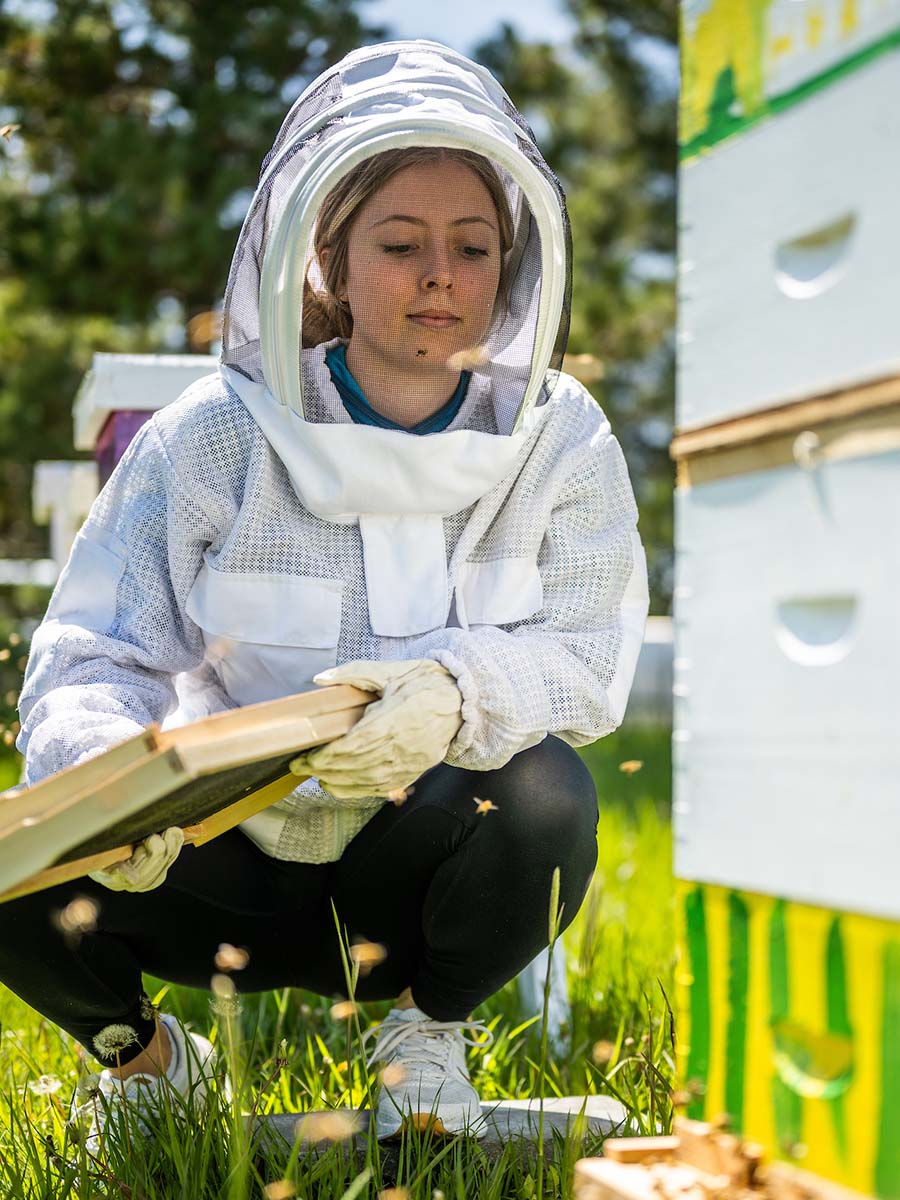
[370,214,499,233]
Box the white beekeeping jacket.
[16,42,650,863]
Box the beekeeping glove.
[88,826,184,893]
[290,659,462,800]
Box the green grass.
[0,724,674,1198]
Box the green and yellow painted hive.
[674,1,900,1195]
[675,885,900,1194]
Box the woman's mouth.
[407,313,460,329]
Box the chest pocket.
[185,562,343,706]
[454,556,544,629]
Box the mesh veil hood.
[219,40,573,436]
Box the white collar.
[220,361,550,635]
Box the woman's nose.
[421,249,454,290]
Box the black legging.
[0,736,598,1067]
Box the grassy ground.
[0,724,674,1198]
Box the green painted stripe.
[875,941,900,1199]
[680,29,900,161]
[725,892,749,1131]
[826,918,849,1158]
[685,887,710,1121]
[826,918,852,1037]
[769,899,789,1020]
[769,899,803,1154]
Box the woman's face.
[341,159,503,378]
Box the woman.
[0,41,649,1149]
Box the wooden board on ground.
[0,684,371,902]
[253,1095,630,1162]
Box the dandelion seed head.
[209,973,243,1019]
[294,1110,361,1143]
[379,1188,410,1200]
[28,1074,63,1095]
[215,942,250,972]
[57,897,99,934]
[139,994,159,1022]
[8,632,20,646]
[330,1000,358,1021]
[93,1024,139,1058]
[211,973,236,999]
[618,760,644,775]
[75,1071,102,1099]
[624,1036,635,1047]
[433,1191,447,1200]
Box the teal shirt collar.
[324,343,470,434]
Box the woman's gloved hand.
[88,827,184,893]
[290,659,463,799]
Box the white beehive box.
[72,352,217,450]
[678,47,900,429]
[672,445,900,919]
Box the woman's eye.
[461,246,490,258]
[382,243,415,254]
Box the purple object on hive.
[95,410,154,486]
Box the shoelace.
[362,1017,493,1075]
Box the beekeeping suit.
[16,41,650,864]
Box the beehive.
[673,2,900,1195]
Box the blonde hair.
[302,147,515,348]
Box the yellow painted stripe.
[744,892,777,1151]
[789,904,843,1183]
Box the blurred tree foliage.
[476,0,677,609]
[0,0,384,559]
[0,0,675,611]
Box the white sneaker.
[68,1013,228,1155]
[365,1007,491,1139]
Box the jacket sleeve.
[407,423,649,771]
[16,419,216,787]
